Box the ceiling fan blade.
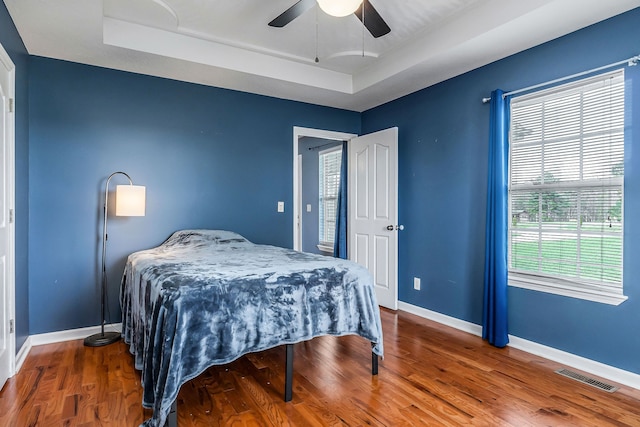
[268,0,317,27]
[354,0,391,38]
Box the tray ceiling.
[5,0,640,111]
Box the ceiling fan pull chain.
[361,0,365,57]
[315,4,319,63]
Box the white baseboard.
[397,301,640,390]
[398,301,483,337]
[12,323,123,377]
[507,335,640,390]
[14,336,32,374]
[30,323,122,347]
[15,309,640,391]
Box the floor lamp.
[84,171,146,347]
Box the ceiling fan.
[269,0,391,38]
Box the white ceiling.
[5,0,640,111]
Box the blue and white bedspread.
[120,229,384,427]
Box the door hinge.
[9,319,14,334]
[8,98,14,113]
[9,209,13,224]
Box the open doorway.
[292,126,400,310]
[298,137,343,255]
[292,127,356,252]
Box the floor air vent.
[555,368,618,393]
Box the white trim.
[103,18,354,94]
[507,69,626,306]
[398,302,483,336]
[0,41,16,381]
[508,335,640,390]
[296,154,302,251]
[317,244,333,253]
[292,126,356,252]
[14,336,31,374]
[30,323,122,346]
[318,145,342,156]
[14,307,640,391]
[14,324,122,374]
[503,57,637,99]
[509,277,628,305]
[398,301,640,390]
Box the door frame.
[292,127,356,252]
[0,42,16,381]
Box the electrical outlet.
[306,204,312,212]
[413,277,421,290]
[277,201,285,212]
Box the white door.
[349,128,399,309]
[0,43,15,390]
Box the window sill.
[508,273,628,306]
[317,244,333,254]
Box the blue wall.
[27,57,360,334]
[0,2,29,352]
[5,1,640,375]
[362,8,640,374]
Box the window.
[508,70,626,305]
[318,147,342,248]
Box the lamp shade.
[115,185,146,216]
[317,0,363,17]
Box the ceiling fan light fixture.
[317,0,363,17]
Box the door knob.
[386,225,394,231]
[387,225,404,231]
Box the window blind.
[319,148,342,245]
[508,70,624,297]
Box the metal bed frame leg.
[283,342,378,402]
[371,343,379,375]
[285,344,293,402]
[164,399,178,427]
[164,342,377,425]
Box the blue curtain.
[482,89,510,348]
[333,142,348,259]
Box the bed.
[120,229,384,427]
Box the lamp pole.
[84,171,134,347]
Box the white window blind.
[319,147,342,246]
[508,69,626,305]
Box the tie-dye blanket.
[120,229,383,427]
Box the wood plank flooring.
[1,308,639,426]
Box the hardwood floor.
[1,308,639,426]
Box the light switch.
[306,204,312,212]
[277,201,285,212]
